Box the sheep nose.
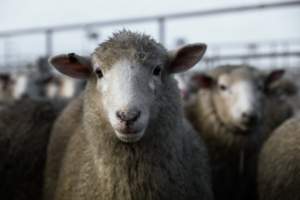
[242,112,258,125]
[116,109,141,124]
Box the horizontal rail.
[0,0,300,37]
[204,51,300,61]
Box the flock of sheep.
[0,57,82,108]
[0,30,299,200]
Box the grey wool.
[45,30,213,200]
[185,65,292,200]
[258,115,300,200]
[0,98,66,200]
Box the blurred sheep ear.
[192,73,215,89]
[167,43,207,74]
[268,79,298,97]
[265,69,285,88]
[49,53,92,79]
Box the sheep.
[11,73,28,99]
[260,89,294,139]
[0,98,67,200]
[184,64,292,200]
[263,68,299,113]
[268,78,298,97]
[276,68,300,113]
[258,115,300,200]
[0,73,15,107]
[34,75,79,99]
[44,30,213,200]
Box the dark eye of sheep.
[153,66,161,76]
[219,84,227,91]
[95,68,103,78]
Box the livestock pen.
[0,1,299,200]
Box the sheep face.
[212,71,264,132]
[91,56,164,143]
[193,66,285,134]
[49,31,207,143]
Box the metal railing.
[0,0,300,70]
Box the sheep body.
[185,65,292,200]
[45,31,213,200]
[258,116,300,200]
[0,98,66,200]
[46,95,211,200]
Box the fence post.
[45,29,53,57]
[158,18,165,45]
[3,37,10,68]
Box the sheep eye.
[153,66,161,76]
[219,84,227,91]
[95,68,103,78]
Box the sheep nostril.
[116,110,141,124]
[116,111,125,121]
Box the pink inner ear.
[192,74,214,88]
[51,55,92,79]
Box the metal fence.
[0,0,300,72]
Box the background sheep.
[0,57,84,104]
[0,73,15,107]
[275,67,300,114]
[185,65,291,200]
[260,87,295,139]
[268,78,298,97]
[45,30,213,200]
[258,115,300,200]
[0,98,66,200]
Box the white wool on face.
[13,74,28,99]
[103,59,145,112]
[230,81,257,121]
[95,59,158,142]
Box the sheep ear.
[167,43,207,74]
[49,53,92,79]
[192,73,215,89]
[265,69,285,88]
[268,79,298,97]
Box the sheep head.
[49,30,206,143]
[192,66,285,133]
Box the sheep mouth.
[115,126,142,135]
[115,128,145,143]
